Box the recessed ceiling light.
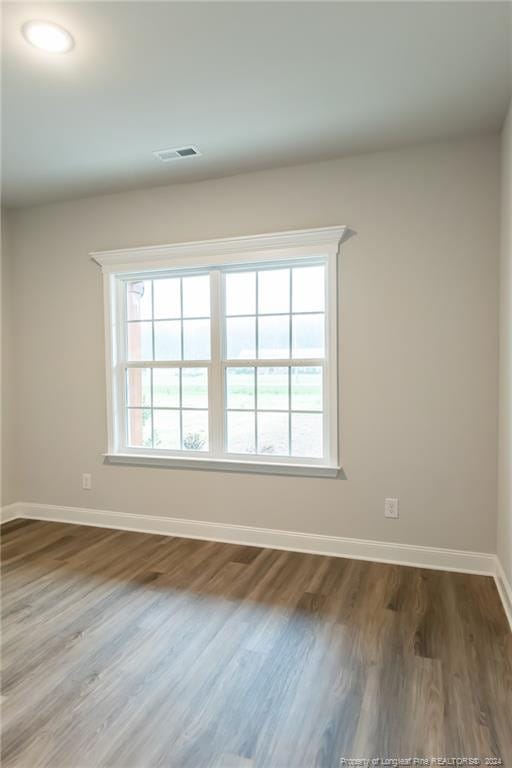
[22,21,74,54]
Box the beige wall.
[5,135,501,552]
[1,210,17,506]
[498,103,512,581]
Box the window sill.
[102,453,340,478]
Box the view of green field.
[126,366,323,457]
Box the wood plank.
[1,520,510,767]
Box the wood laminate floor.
[1,519,511,768]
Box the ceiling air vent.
[153,146,201,162]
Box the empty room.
[1,1,511,766]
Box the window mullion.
[125,360,210,368]
[209,270,223,456]
[222,358,325,368]
[179,368,183,450]
[150,281,155,448]
[118,277,128,453]
[254,365,258,454]
[288,268,292,455]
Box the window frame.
[93,225,350,477]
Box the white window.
[93,226,349,476]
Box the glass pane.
[291,367,323,411]
[153,409,180,450]
[291,413,323,458]
[153,278,181,319]
[183,319,210,360]
[227,411,255,454]
[153,368,180,408]
[257,412,289,456]
[226,317,256,359]
[292,266,325,313]
[154,320,181,360]
[182,368,208,408]
[182,275,210,318]
[257,367,289,410]
[127,408,152,448]
[292,314,324,358]
[127,321,153,361]
[226,367,255,410]
[225,272,256,316]
[258,269,290,314]
[182,410,208,451]
[126,280,152,320]
[258,315,289,359]
[126,368,151,407]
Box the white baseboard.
[0,502,23,524]
[4,500,511,631]
[14,500,496,573]
[494,557,512,631]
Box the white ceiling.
[2,1,511,208]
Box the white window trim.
[92,225,351,477]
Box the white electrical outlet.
[384,497,399,519]
[82,473,92,490]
